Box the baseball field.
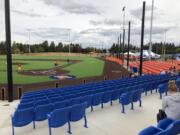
[0,54,105,84]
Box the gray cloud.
[130,6,159,20]
[80,28,120,37]
[90,19,122,26]
[80,25,175,38]
[0,0,4,11]
[12,9,47,17]
[41,0,101,15]
[15,27,71,41]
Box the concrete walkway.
[0,93,162,135]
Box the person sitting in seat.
[162,80,180,120]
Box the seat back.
[80,95,93,108]
[111,90,120,101]
[49,96,64,103]
[157,118,174,130]
[92,93,104,106]
[54,100,69,109]
[70,102,87,122]
[102,91,112,103]
[35,103,54,121]
[20,98,34,104]
[120,92,133,105]
[171,120,180,135]
[158,83,168,94]
[138,126,162,135]
[48,107,70,128]
[18,102,34,110]
[34,99,50,107]
[132,90,142,102]
[69,97,82,106]
[12,107,34,127]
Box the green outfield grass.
[0,55,104,84]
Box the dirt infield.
[18,60,79,76]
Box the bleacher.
[11,74,177,135]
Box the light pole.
[5,0,13,102]
[140,1,146,76]
[163,29,168,59]
[149,0,154,56]
[68,29,71,54]
[27,29,31,53]
[122,6,126,64]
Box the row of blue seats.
[22,75,172,97]
[20,79,167,105]
[18,88,142,113]
[12,102,88,135]
[139,118,180,135]
[21,76,169,101]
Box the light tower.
[149,0,154,56]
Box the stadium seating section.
[11,74,178,135]
[106,56,180,74]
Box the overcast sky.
[0,0,180,48]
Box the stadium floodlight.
[68,29,71,54]
[127,21,131,69]
[27,29,31,53]
[122,6,126,64]
[140,1,146,76]
[5,0,13,102]
[149,0,154,56]
[163,29,168,59]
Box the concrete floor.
[0,93,162,135]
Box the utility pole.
[68,29,71,54]
[119,33,122,59]
[27,29,31,53]
[127,21,131,69]
[149,0,154,56]
[117,37,120,58]
[140,1,146,76]
[5,0,13,102]
[164,29,168,59]
[122,6,126,64]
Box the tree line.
[0,41,105,54]
[0,41,180,55]
[109,42,180,54]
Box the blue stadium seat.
[138,126,163,135]
[34,99,50,107]
[11,107,35,135]
[20,98,34,104]
[119,92,133,113]
[69,102,88,134]
[54,100,69,109]
[69,97,82,106]
[157,118,174,130]
[158,83,168,99]
[170,120,180,135]
[111,89,123,106]
[49,96,64,103]
[17,102,34,110]
[80,95,93,108]
[91,92,104,111]
[176,78,180,89]
[34,103,54,128]
[47,94,61,99]
[131,90,142,110]
[47,107,71,135]
[102,91,113,108]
